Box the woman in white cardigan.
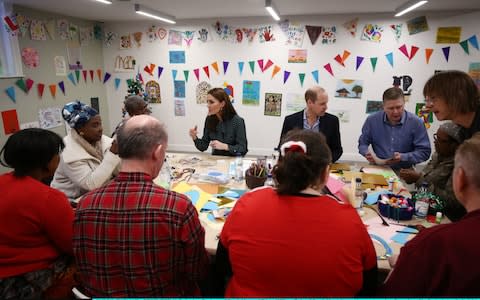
[51,101,120,201]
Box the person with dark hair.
[381,133,480,296]
[423,70,480,141]
[358,87,431,170]
[111,95,151,138]
[51,100,120,200]
[73,115,209,297]
[216,130,377,297]
[189,88,248,156]
[0,129,76,299]
[279,86,343,162]
[400,122,466,221]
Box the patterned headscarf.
[440,122,462,143]
[62,100,98,129]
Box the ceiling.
[6,0,480,22]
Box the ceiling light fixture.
[394,0,428,17]
[265,0,280,21]
[93,0,112,4]
[134,3,176,24]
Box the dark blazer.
[279,110,343,162]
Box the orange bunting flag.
[96,69,102,82]
[49,84,56,98]
[342,50,351,62]
[211,62,219,75]
[425,48,434,64]
[271,65,281,79]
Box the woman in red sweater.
[217,130,377,297]
[0,129,75,299]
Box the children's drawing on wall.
[146,25,158,42]
[343,18,358,38]
[119,34,132,49]
[168,30,183,46]
[54,56,66,76]
[416,103,433,129]
[320,26,336,44]
[335,79,363,99]
[242,80,260,105]
[169,51,185,64]
[174,80,186,98]
[104,31,117,47]
[174,100,186,116]
[196,81,212,104]
[279,21,305,47]
[67,38,82,70]
[468,62,480,89]
[407,16,429,35]
[57,19,69,40]
[436,27,462,43]
[183,31,195,46]
[330,110,349,123]
[392,75,413,96]
[242,28,257,43]
[390,24,403,41]
[68,23,79,41]
[30,19,47,40]
[361,24,383,42]
[38,107,62,129]
[264,93,282,116]
[157,28,167,40]
[223,82,235,103]
[44,20,55,40]
[114,55,135,72]
[288,49,307,63]
[21,48,39,69]
[366,100,383,114]
[259,25,275,42]
[286,93,304,114]
[146,80,161,103]
[197,28,210,42]
[132,32,143,47]
[79,26,93,46]
[213,21,234,42]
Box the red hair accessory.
[280,141,307,156]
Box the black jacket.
[279,110,343,162]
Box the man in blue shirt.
[358,87,431,170]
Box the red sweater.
[0,172,74,278]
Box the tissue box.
[378,193,414,220]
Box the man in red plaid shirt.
[73,115,209,297]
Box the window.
[0,0,24,78]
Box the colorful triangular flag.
[468,35,479,50]
[96,69,102,82]
[144,65,153,76]
[37,83,45,98]
[103,72,111,84]
[223,61,229,74]
[248,61,255,74]
[334,54,344,66]
[283,71,291,84]
[82,70,87,83]
[399,44,409,59]
[89,70,94,82]
[5,86,15,103]
[356,56,364,71]
[385,52,394,67]
[442,47,450,62]
[409,46,419,60]
[311,70,319,84]
[323,63,334,77]
[299,73,305,87]
[342,50,351,63]
[425,48,434,64]
[67,73,76,86]
[158,66,164,79]
[114,78,121,90]
[49,84,56,98]
[257,59,264,72]
[238,62,244,75]
[305,25,322,45]
[58,81,65,95]
[370,57,378,72]
[184,70,189,82]
[25,79,34,93]
[271,65,281,79]
[193,68,200,81]
[263,59,274,72]
[460,40,470,54]
[172,70,177,80]
[203,66,210,78]
[211,62,219,75]
[75,70,80,83]
[15,79,27,93]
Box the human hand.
[210,140,228,151]
[399,168,421,184]
[189,125,198,140]
[365,152,375,164]
[110,139,118,155]
[386,152,401,165]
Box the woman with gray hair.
[400,122,465,221]
[51,101,120,201]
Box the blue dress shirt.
[358,110,431,169]
[302,109,320,131]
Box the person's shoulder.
[405,110,423,122]
[404,222,459,250]
[322,112,339,122]
[285,110,303,119]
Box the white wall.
[103,11,480,161]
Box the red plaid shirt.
[73,172,209,297]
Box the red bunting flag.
[263,59,274,72]
[193,68,200,81]
[257,59,264,72]
[82,70,87,83]
[409,46,419,60]
[203,66,210,78]
[398,44,409,59]
[323,63,334,77]
[334,54,344,66]
[37,83,45,98]
[89,70,94,82]
[26,78,34,93]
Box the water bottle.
[235,154,243,181]
[353,177,364,211]
[264,173,275,187]
[415,181,430,218]
[158,158,172,189]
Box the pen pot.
[245,172,267,189]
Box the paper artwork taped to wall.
[3,14,19,36]
[288,49,307,63]
[68,23,79,41]
[132,32,143,47]
[392,75,413,95]
[335,79,363,99]
[196,81,212,104]
[183,31,195,46]
[174,100,186,116]
[330,110,350,123]
[119,34,132,49]
[54,56,66,76]
[407,16,429,35]
[146,25,158,42]
[259,26,275,43]
[146,80,161,103]
[286,93,304,114]
[468,62,480,89]
[169,51,185,64]
[436,27,462,44]
[280,21,305,47]
[17,14,31,38]
[30,19,47,40]
[104,31,117,47]
[20,121,40,129]
[242,28,257,43]
[264,93,282,116]
[242,80,261,105]
[234,29,243,43]
[1,109,20,135]
[93,24,102,40]
[21,48,39,68]
[168,30,183,46]
[223,82,234,103]
[80,27,93,46]
[343,18,358,38]
[114,55,136,73]
[361,24,383,42]
[38,107,63,130]
[157,28,167,40]
[415,103,433,128]
[213,21,234,42]
[366,100,383,114]
[197,28,210,42]
[57,19,69,40]
[44,19,55,40]
[174,80,186,98]
[67,42,82,70]
[320,26,336,44]
[390,24,403,41]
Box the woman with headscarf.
[51,101,120,201]
[0,129,75,299]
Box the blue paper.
[364,191,384,205]
[391,227,418,245]
[169,50,185,64]
[201,201,219,211]
[184,190,200,205]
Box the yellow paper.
[172,182,213,212]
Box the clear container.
[235,154,243,181]
[264,174,275,187]
[414,181,430,218]
[353,177,364,210]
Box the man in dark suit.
[279,86,343,162]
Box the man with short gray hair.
[73,115,209,297]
